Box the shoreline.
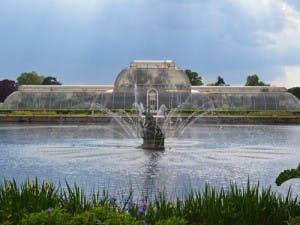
[1,115,300,124]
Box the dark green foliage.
[124,108,138,113]
[288,87,300,100]
[289,216,300,225]
[245,74,269,86]
[0,109,13,114]
[211,109,255,116]
[17,72,43,85]
[145,182,300,225]
[55,109,93,115]
[0,178,60,224]
[20,208,71,225]
[0,79,17,102]
[184,69,203,86]
[20,207,139,225]
[276,166,300,186]
[215,76,226,86]
[154,217,188,225]
[1,109,300,120]
[42,77,61,85]
[292,111,300,116]
[1,178,300,225]
[170,109,205,115]
[61,183,92,214]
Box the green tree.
[17,72,43,85]
[215,76,226,86]
[42,76,61,85]
[184,69,203,86]
[0,79,17,102]
[288,87,300,100]
[245,74,269,86]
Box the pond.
[1,123,300,199]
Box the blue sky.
[0,0,300,87]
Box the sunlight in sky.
[272,65,300,88]
[262,1,300,57]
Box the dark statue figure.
[140,109,164,150]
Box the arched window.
[147,88,158,113]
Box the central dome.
[114,60,191,92]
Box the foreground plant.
[0,178,60,224]
[276,163,300,225]
[276,163,300,186]
[1,178,300,225]
[20,207,140,225]
[145,182,300,225]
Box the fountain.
[140,109,165,150]
[4,60,300,207]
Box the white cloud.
[271,65,300,88]
[227,0,300,50]
[260,1,300,50]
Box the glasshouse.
[3,60,300,111]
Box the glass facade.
[2,61,300,111]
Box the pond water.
[1,123,300,199]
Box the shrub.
[21,207,140,225]
[21,208,71,225]
[0,178,60,224]
[289,216,300,225]
[288,87,300,100]
[154,217,188,225]
[1,178,300,225]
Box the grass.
[0,178,300,225]
[0,109,140,118]
[0,109,300,118]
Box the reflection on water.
[1,123,300,198]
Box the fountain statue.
[140,109,165,150]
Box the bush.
[20,207,140,225]
[0,178,60,224]
[288,87,300,100]
[55,109,92,115]
[289,216,300,225]
[0,109,13,114]
[154,216,188,225]
[21,208,71,225]
[1,178,300,225]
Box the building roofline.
[131,60,173,63]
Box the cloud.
[271,65,300,88]
[233,0,299,50]
[261,1,300,51]
[0,0,300,85]
[286,0,300,11]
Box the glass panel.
[148,89,158,112]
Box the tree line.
[0,72,61,102]
[185,70,269,87]
[184,70,299,100]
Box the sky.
[0,0,300,87]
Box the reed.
[0,178,300,225]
